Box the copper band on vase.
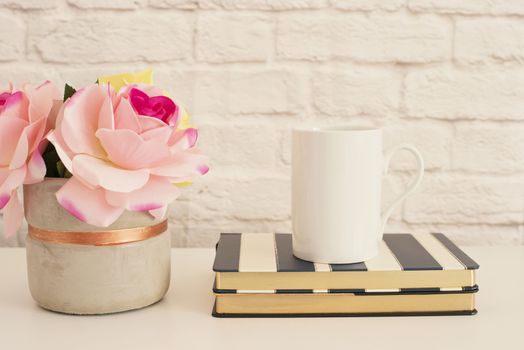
[28,220,168,246]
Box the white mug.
[292,127,424,264]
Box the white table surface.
[1,247,523,350]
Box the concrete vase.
[24,178,171,315]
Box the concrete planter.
[24,178,171,315]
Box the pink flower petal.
[0,167,8,183]
[28,81,60,123]
[169,128,198,151]
[98,92,115,130]
[0,91,11,106]
[198,164,210,175]
[60,85,106,158]
[149,205,167,219]
[114,98,141,133]
[137,115,167,132]
[0,192,10,209]
[0,166,26,199]
[24,151,46,184]
[150,150,209,182]
[0,91,28,121]
[56,177,125,227]
[2,190,24,237]
[96,128,171,170]
[26,116,47,154]
[9,116,46,170]
[140,126,172,143]
[45,100,63,134]
[0,116,27,166]
[128,88,177,124]
[119,83,164,99]
[72,154,150,193]
[105,176,179,212]
[9,132,28,171]
[47,129,73,173]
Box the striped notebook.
[213,233,479,293]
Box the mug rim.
[293,126,381,133]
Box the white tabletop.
[1,247,523,350]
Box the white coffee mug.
[292,127,424,264]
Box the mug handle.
[379,143,424,241]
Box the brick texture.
[332,0,405,11]
[409,0,524,15]
[404,67,524,120]
[68,0,142,9]
[451,124,524,173]
[0,1,522,246]
[313,68,401,116]
[455,18,524,63]
[404,174,524,225]
[149,0,198,9]
[383,122,452,171]
[169,69,307,115]
[199,0,326,10]
[29,15,192,63]
[0,15,25,61]
[277,13,451,63]
[198,123,281,169]
[196,14,271,63]
[0,0,58,9]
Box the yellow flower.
[178,107,192,130]
[98,68,153,92]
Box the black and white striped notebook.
[213,233,479,293]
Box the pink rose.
[128,88,177,125]
[48,83,209,227]
[0,81,59,236]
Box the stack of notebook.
[212,232,479,317]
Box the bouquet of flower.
[0,69,209,236]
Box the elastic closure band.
[28,220,167,246]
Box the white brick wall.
[277,13,451,63]
[0,0,523,247]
